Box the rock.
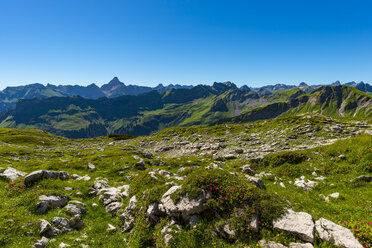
[107,224,116,232]
[354,175,372,182]
[245,175,265,189]
[294,179,317,191]
[289,243,314,248]
[133,155,145,170]
[338,154,346,160]
[92,203,98,207]
[36,195,69,214]
[59,242,70,248]
[273,209,315,242]
[33,236,49,248]
[280,182,286,188]
[24,170,44,185]
[258,239,288,248]
[160,186,211,220]
[217,224,236,240]
[147,202,161,222]
[249,214,259,231]
[58,171,69,180]
[119,196,137,230]
[68,214,84,230]
[0,167,26,181]
[88,162,96,170]
[105,202,123,214]
[71,174,91,181]
[163,234,173,246]
[159,170,172,177]
[224,154,237,160]
[329,192,339,199]
[52,217,72,233]
[240,164,253,173]
[99,186,128,206]
[39,219,52,236]
[24,170,69,185]
[64,204,86,216]
[315,218,362,248]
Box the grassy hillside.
[0,114,371,247]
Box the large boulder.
[24,170,69,185]
[36,195,69,214]
[0,167,26,181]
[315,218,363,248]
[160,186,211,220]
[273,209,315,242]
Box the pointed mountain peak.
[332,81,341,86]
[108,77,124,86]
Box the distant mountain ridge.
[0,82,371,138]
[0,77,371,114]
[0,77,193,113]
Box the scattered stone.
[71,174,91,181]
[224,154,237,160]
[338,154,346,160]
[273,209,315,242]
[240,164,253,173]
[36,195,69,214]
[105,202,123,214]
[133,155,145,170]
[289,243,314,248]
[294,179,317,191]
[52,217,72,233]
[33,236,49,248]
[0,167,26,181]
[259,239,288,248]
[244,175,265,189]
[39,219,52,236]
[107,224,116,232]
[88,163,96,170]
[354,175,372,182]
[280,182,286,188]
[315,218,363,248]
[217,224,236,240]
[329,192,339,199]
[64,204,86,216]
[59,242,70,248]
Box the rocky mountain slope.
[0,84,371,139]
[0,114,371,247]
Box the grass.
[0,115,370,247]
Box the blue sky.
[1,0,372,88]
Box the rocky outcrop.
[273,209,315,242]
[0,167,26,181]
[315,218,363,248]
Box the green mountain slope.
[0,85,371,138]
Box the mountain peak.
[108,77,124,86]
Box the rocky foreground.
[0,114,371,247]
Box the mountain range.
[0,77,193,113]
[0,79,371,138]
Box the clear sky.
[1,0,372,88]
